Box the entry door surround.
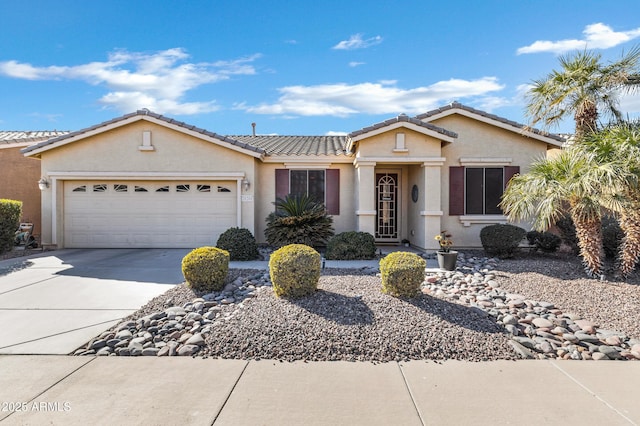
[375,170,401,240]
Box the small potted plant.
[435,230,458,271]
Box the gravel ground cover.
[492,251,640,341]
[200,269,514,362]
[70,250,640,361]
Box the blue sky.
[1,0,640,136]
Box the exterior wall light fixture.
[38,177,49,190]
[242,177,250,192]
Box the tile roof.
[21,110,267,156]
[231,135,348,156]
[416,102,567,143]
[0,130,69,145]
[348,113,458,139]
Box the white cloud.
[332,34,383,50]
[0,49,261,115]
[517,23,640,55]
[239,78,505,117]
[325,131,348,136]
[348,61,365,67]
[619,92,640,115]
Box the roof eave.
[22,112,266,159]
[346,121,457,152]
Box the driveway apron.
[0,249,189,355]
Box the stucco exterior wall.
[353,128,444,249]
[38,121,258,247]
[354,128,442,158]
[254,161,356,244]
[429,114,549,248]
[0,146,42,231]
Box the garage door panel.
[64,181,238,248]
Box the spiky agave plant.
[264,194,334,249]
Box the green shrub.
[216,227,259,261]
[526,230,562,253]
[555,215,579,255]
[325,231,376,260]
[269,244,321,298]
[181,247,229,292]
[602,216,623,259]
[379,252,426,298]
[0,199,22,254]
[480,224,526,258]
[265,194,334,249]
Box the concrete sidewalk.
[0,356,637,425]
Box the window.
[197,184,211,192]
[114,184,128,193]
[176,184,190,192]
[290,170,325,203]
[92,184,107,192]
[72,185,86,192]
[449,166,519,216]
[465,168,503,214]
[134,186,148,192]
[156,186,169,192]
[275,169,340,215]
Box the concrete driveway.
[0,249,190,355]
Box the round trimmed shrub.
[325,231,376,260]
[216,227,259,261]
[0,199,22,255]
[269,244,320,298]
[480,224,526,258]
[379,252,426,298]
[526,230,562,253]
[181,247,229,292]
[555,216,579,255]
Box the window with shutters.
[275,169,340,215]
[465,167,504,215]
[449,165,519,217]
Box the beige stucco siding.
[355,128,442,158]
[41,121,256,174]
[254,162,356,244]
[430,115,548,248]
[38,121,258,247]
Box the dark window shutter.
[325,169,340,215]
[275,169,289,201]
[449,166,465,215]
[504,166,520,189]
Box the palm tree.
[501,148,627,277]
[580,122,640,277]
[526,46,640,138]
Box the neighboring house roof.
[416,102,567,146]
[232,135,348,156]
[21,110,266,158]
[0,130,69,148]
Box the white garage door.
[64,181,237,248]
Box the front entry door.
[376,173,398,239]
